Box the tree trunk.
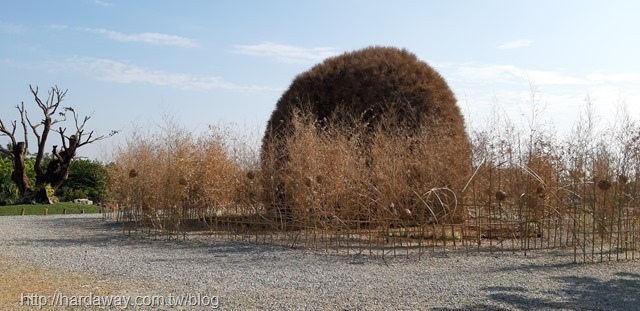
[38,155,71,192]
[10,142,35,203]
[13,146,72,205]
[29,143,77,204]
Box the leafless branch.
[0,111,18,157]
[28,85,68,176]
[56,127,118,149]
[78,130,107,147]
[55,108,117,148]
[29,84,67,118]
[0,119,17,143]
[17,102,29,150]
[58,127,67,150]
[3,84,117,164]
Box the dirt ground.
[0,255,146,311]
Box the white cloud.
[444,63,601,86]
[446,63,523,83]
[233,42,338,63]
[48,24,68,30]
[83,28,198,48]
[586,73,640,84]
[0,20,25,33]
[68,57,279,91]
[435,62,640,135]
[94,0,113,7]
[497,39,531,49]
[525,69,591,86]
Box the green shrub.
[64,188,89,201]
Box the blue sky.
[2,1,639,160]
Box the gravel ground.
[1,214,639,310]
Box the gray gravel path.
[1,214,639,310]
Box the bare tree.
[0,85,117,204]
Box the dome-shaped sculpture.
[261,46,472,224]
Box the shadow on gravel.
[433,271,640,311]
[8,215,302,260]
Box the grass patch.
[0,202,101,216]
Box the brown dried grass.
[106,97,640,262]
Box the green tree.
[0,157,35,205]
[57,159,109,202]
[0,157,18,205]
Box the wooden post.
[63,208,67,215]
[20,208,25,216]
[44,208,48,216]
